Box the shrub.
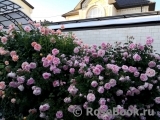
[0,23,160,120]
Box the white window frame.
[86,6,105,18]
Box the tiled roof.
[116,0,150,7]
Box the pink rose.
[64,97,71,103]
[17,76,25,84]
[52,57,60,65]
[97,49,105,57]
[31,42,37,47]
[69,68,75,74]
[87,93,96,102]
[73,47,79,53]
[99,105,108,112]
[98,86,104,93]
[128,66,137,73]
[1,37,8,44]
[93,67,101,75]
[140,74,148,81]
[42,72,51,79]
[133,54,141,61]
[33,87,41,95]
[34,43,41,51]
[129,43,136,49]
[56,111,63,119]
[145,68,155,77]
[155,97,160,104]
[116,89,123,96]
[148,61,156,68]
[26,78,35,85]
[29,62,37,69]
[104,83,111,90]
[146,36,153,45]
[12,55,19,62]
[109,79,116,87]
[123,52,128,57]
[11,98,16,103]
[53,80,60,87]
[52,48,59,56]
[134,71,140,77]
[0,81,6,90]
[122,65,128,72]
[91,81,98,88]
[99,98,106,105]
[68,85,78,95]
[39,103,50,112]
[10,51,17,57]
[24,26,31,32]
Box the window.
[86,6,105,18]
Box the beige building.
[62,0,156,20]
[11,0,34,17]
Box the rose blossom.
[53,80,60,87]
[64,97,71,103]
[0,81,6,90]
[99,105,108,112]
[128,66,137,73]
[91,81,98,88]
[98,86,104,93]
[31,42,37,47]
[148,61,156,68]
[116,89,123,96]
[69,68,75,74]
[140,74,148,81]
[73,47,79,53]
[154,97,160,104]
[33,87,41,95]
[97,49,105,57]
[29,62,37,69]
[122,65,128,72]
[39,103,50,112]
[56,111,63,119]
[34,43,41,51]
[12,55,19,61]
[17,76,25,84]
[11,98,16,103]
[1,37,8,44]
[24,26,31,32]
[146,36,153,45]
[134,71,140,77]
[129,43,136,49]
[87,93,96,102]
[104,83,111,90]
[93,67,101,75]
[109,79,116,87]
[26,78,35,85]
[52,48,59,56]
[68,85,78,95]
[145,68,156,77]
[42,72,51,79]
[99,98,106,105]
[133,54,141,61]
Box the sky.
[26,0,160,22]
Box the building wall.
[69,26,160,52]
[66,15,80,20]
[64,0,151,20]
[11,0,33,17]
[117,6,149,15]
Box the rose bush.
[0,22,159,120]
